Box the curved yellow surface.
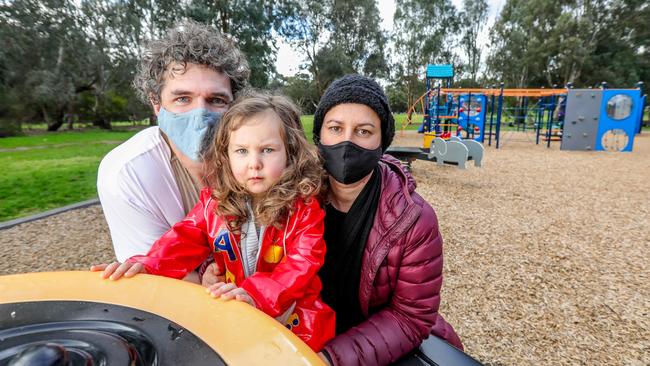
[0,271,324,366]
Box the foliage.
[458,0,489,85]
[486,0,650,88]
[1,0,648,138]
[392,0,459,110]
[280,0,387,97]
[0,0,296,135]
[278,73,321,114]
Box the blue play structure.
[420,64,454,134]
[418,64,485,142]
[403,64,647,153]
[563,87,645,152]
[456,94,486,142]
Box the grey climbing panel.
[561,89,602,151]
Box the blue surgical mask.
[157,107,222,161]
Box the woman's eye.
[263,148,274,153]
[357,129,371,136]
[328,126,341,133]
[175,96,190,104]
[235,148,247,155]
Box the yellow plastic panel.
[0,271,324,366]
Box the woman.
[314,74,462,365]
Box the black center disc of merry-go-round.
[0,301,226,366]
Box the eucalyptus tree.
[392,0,459,107]
[459,0,488,86]
[184,0,298,88]
[280,0,387,97]
[0,0,90,131]
[486,0,649,88]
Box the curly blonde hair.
[203,91,324,231]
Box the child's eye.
[235,148,247,155]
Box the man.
[97,21,250,263]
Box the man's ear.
[151,99,161,115]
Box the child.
[91,92,335,351]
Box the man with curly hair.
[97,21,250,269]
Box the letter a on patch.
[213,230,236,262]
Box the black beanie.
[313,74,395,151]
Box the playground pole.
[535,96,544,145]
[424,77,431,132]
[435,81,441,134]
[546,94,556,148]
[467,91,472,139]
[522,96,529,132]
[637,81,645,135]
[516,98,522,131]
[496,83,505,149]
[488,86,495,146]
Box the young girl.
[91,92,335,351]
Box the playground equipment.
[402,64,647,152]
[428,136,483,169]
[562,87,644,151]
[389,64,485,169]
[386,136,483,170]
[0,272,322,365]
[0,271,483,366]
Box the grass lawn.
[2,113,646,222]
[0,118,319,222]
[0,129,139,221]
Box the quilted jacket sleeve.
[324,203,444,366]
[240,198,326,317]
[127,189,213,279]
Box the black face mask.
[319,141,382,184]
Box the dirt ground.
[1,130,649,365]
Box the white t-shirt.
[97,127,187,262]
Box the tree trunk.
[93,116,111,129]
[92,93,111,129]
[45,107,64,131]
[47,120,64,131]
[66,114,74,130]
[65,102,74,130]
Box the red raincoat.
[127,189,336,351]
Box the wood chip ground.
[1,131,648,365]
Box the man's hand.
[201,262,225,287]
[90,261,146,280]
[206,282,256,307]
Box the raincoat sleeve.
[127,189,213,279]
[240,198,326,317]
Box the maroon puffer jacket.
[323,155,462,366]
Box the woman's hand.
[201,262,225,287]
[90,261,146,280]
[206,282,256,307]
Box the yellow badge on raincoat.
[263,245,284,264]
